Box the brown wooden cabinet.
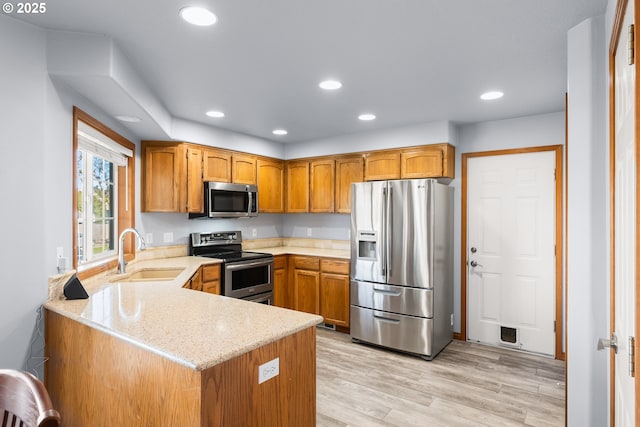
[319,259,350,328]
[201,264,220,294]
[183,264,220,294]
[257,158,285,213]
[142,141,185,212]
[273,255,293,309]
[286,160,310,213]
[186,147,204,213]
[400,143,455,179]
[232,153,257,184]
[364,151,401,181]
[203,148,232,182]
[335,155,364,213]
[292,256,319,314]
[309,159,335,212]
[289,256,349,328]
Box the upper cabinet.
[364,151,401,181]
[309,159,335,213]
[142,141,185,212]
[142,141,454,214]
[186,147,204,213]
[365,144,455,182]
[285,160,310,213]
[203,148,232,182]
[335,155,364,214]
[400,143,454,179]
[257,158,284,213]
[232,153,257,185]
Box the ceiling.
[16,0,607,143]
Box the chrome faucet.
[118,228,146,274]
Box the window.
[73,108,136,277]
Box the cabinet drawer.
[274,255,287,269]
[350,306,433,356]
[320,258,349,275]
[350,280,433,318]
[293,256,319,271]
[202,264,220,282]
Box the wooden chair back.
[0,369,61,427]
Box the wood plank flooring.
[316,328,565,427]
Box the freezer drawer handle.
[372,287,401,297]
[373,314,400,324]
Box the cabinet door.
[142,142,184,212]
[189,268,203,292]
[257,159,284,213]
[232,154,257,184]
[286,160,309,213]
[203,149,232,182]
[364,151,400,181]
[273,256,293,309]
[335,155,364,213]
[201,264,220,294]
[294,269,319,315]
[310,159,335,213]
[320,273,350,327]
[400,147,443,178]
[186,147,204,213]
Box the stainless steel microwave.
[190,182,258,218]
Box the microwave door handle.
[247,187,252,217]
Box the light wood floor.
[316,328,565,427]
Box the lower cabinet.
[184,264,220,294]
[274,255,294,309]
[284,255,350,329]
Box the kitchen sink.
[111,267,185,282]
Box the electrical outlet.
[56,247,63,260]
[145,233,153,244]
[307,227,312,237]
[258,357,279,384]
[163,232,173,243]
[252,228,257,237]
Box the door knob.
[597,334,618,354]
[470,260,483,268]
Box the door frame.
[459,145,564,360]
[608,0,640,424]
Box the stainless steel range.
[188,231,274,304]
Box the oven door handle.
[225,259,273,271]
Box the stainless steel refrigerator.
[350,178,454,360]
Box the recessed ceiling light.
[272,129,288,136]
[319,80,342,90]
[206,110,225,118]
[179,6,218,26]
[358,113,376,121]
[115,115,141,123]
[480,91,504,100]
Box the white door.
[611,1,636,423]
[467,151,556,356]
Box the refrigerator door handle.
[381,186,387,277]
[386,185,392,277]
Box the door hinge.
[630,336,636,377]
[628,24,635,66]
[553,321,556,332]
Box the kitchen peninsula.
[44,256,322,427]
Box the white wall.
[566,14,608,426]
[0,15,140,374]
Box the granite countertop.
[44,256,323,371]
[258,246,350,259]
